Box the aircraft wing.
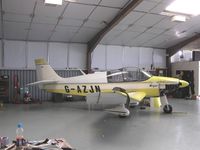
[27,80,58,86]
[127,92,146,101]
[115,91,146,102]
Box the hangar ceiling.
[1,0,130,42]
[1,0,200,49]
[100,0,200,49]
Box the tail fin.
[35,58,62,81]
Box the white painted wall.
[1,40,87,69]
[153,49,166,68]
[0,40,166,70]
[139,47,153,69]
[123,47,139,68]
[107,45,123,69]
[4,40,26,68]
[68,44,87,69]
[171,61,200,95]
[48,43,68,69]
[91,44,166,70]
[91,45,106,70]
[28,42,48,68]
[171,50,192,63]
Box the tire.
[163,104,173,114]
[118,111,130,118]
[118,114,128,118]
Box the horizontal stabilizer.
[27,80,58,86]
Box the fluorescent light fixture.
[166,0,200,16]
[175,31,181,37]
[171,15,186,22]
[65,0,77,2]
[175,30,187,38]
[45,0,62,5]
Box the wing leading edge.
[128,92,146,101]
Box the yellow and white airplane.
[29,58,189,117]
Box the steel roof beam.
[167,33,200,57]
[87,0,143,70]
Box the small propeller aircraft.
[29,58,189,117]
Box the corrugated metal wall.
[0,69,82,102]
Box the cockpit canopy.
[107,67,152,83]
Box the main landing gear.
[106,88,173,118]
[118,93,131,118]
[105,104,130,118]
[160,91,173,114]
[105,87,130,117]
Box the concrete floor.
[0,99,200,150]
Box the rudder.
[35,58,62,81]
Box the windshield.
[141,70,152,78]
[107,67,152,83]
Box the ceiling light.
[175,30,187,38]
[160,11,174,17]
[45,0,62,5]
[175,31,181,37]
[171,15,186,22]
[166,0,200,16]
[65,0,77,2]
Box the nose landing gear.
[163,104,173,113]
[160,91,173,114]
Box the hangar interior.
[1,0,200,150]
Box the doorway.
[175,70,195,98]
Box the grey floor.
[0,98,200,150]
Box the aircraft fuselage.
[44,82,160,97]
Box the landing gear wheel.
[118,112,129,118]
[163,104,173,114]
[118,114,128,118]
[118,108,130,118]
